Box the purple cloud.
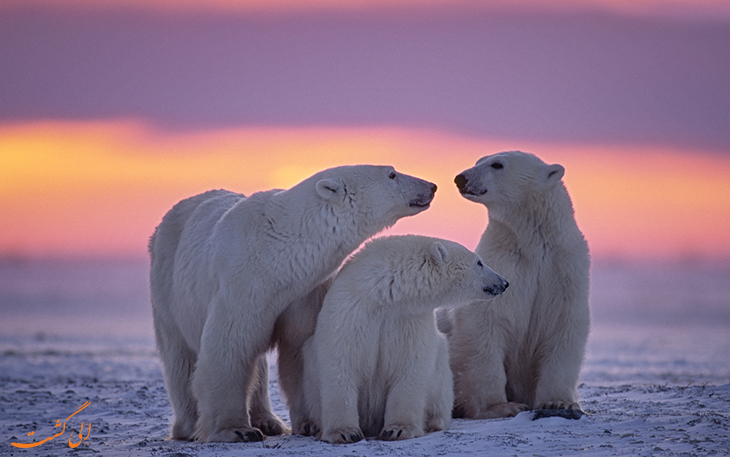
[1,5,729,150]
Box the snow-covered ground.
[1,260,729,456]
[1,322,728,457]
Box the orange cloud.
[1,121,729,261]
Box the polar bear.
[301,235,509,443]
[149,165,437,442]
[440,151,590,419]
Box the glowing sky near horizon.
[2,121,730,262]
[1,0,729,261]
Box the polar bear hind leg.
[249,356,289,436]
[154,315,198,440]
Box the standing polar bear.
[302,235,509,444]
[149,165,437,442]
[440,151,590,419]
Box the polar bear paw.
[477,402,529,419]
[380,424,423,441]
[536,400,581,410]
[201,426,265,443]
[293,420,320,437]
[170,419,196,441]
[321,427,364,444]
[251,412,289,436]
[425,415,449,433]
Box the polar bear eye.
[490,162,503,170]
[477,260,484,267]
[388,171,397,179]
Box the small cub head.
[454,151,564,208]
[426,238,509,306]
[342,235,508,310]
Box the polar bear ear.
[544,164,565,185]
[315,178,345,201]
[429,242,450,264]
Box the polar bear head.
[453,151,565,211]
[311,165,437,234]
[424,237,509,307]
[340,235,508,310]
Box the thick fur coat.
[440,151,590,419]
[149,165,436,442]
[302,235,508,443]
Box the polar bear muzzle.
[484,280,508,297]
[409,182,437,208]
[454,173,486,197]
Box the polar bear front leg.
[381,357,428,441]
[192,303,271,442]
[424,338,453,433]
[192,353,264,442]
[533,356,582,411]
[318,355,363,444]
[532,323,587,412]
[451,335,528,419]
[319,375,362,443]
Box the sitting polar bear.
[439,151,590,419]
[149,165,436,442]
[301,235,509,443]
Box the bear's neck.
[264,189,377,284]
[484,185,582,256]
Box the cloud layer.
[2,5,729,150]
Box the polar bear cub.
[149,165,436,442]
[303,235,509,443]
[442,151,590,419]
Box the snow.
[2,325,728,457]
[2,260,729,456]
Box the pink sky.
[1,1,729,262]
[2,122,729,262]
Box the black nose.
[454,174,467,190]
[503,281,509,289]
[430,183,438,195]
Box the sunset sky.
[1,0,729,262]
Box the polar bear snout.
[484,279,509,297]
[475,256,508,299]
[408,182,438,208]
[454,172,486,197]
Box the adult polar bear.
[302,235,509,444]
[149,165,436,442]
[441,151,590,419]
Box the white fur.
[302,235,509,443]
[149,165,436,442]
[442,151,590,419]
